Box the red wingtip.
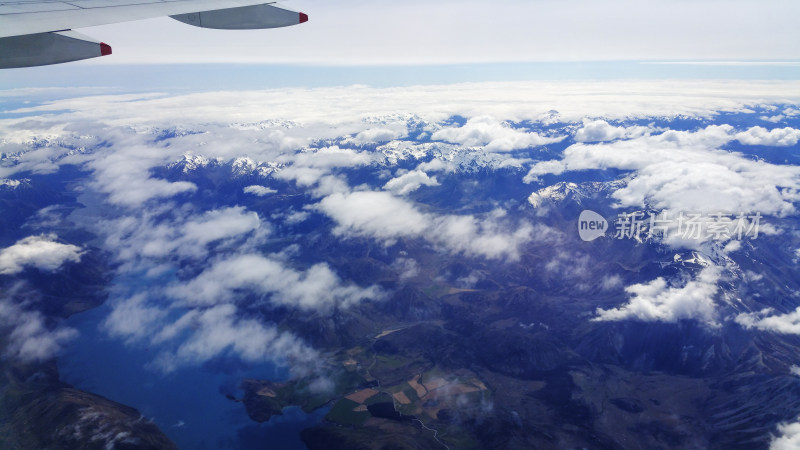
[299,12,308,23]
[100,43,112,56]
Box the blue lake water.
[58,304,327,449]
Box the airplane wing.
[0,0,308,69]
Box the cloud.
[735,306,800,334]
[101,297,320,375]
[573,119,650,142]
[735,126,800,147]
[88,142,197,207]
[391,257,420,281]
[761,115,785,123]
[149,304,318,374]
[593,266,721,325]
[243,185,277,196]
[600,274,624,290]
[165,254,383,310]
[0,234,83,275]
[316,190,430,241]
[383,170,440,195]
[432,116,564,151]
[274,146,375,194]
[524,125,800,219]
[771,421,800,450]
[100,206,264,266]
[102,294,168,343]
[314,190,536,260]
[351,127,407,145]
[0,293,77,362]
[286,146,373,169]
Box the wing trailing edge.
[0,30,111,69]
[171,3,307,29]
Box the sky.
[74,0,800,65]
[0,0,798,91]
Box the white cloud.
[573,119,650,142]
[0,294,77,362]
[771,421,800,450]
[100,206,264,266]
[593,266,721,325]
[0,235,83,275]
[149,304,319,375]
[102,294,168,343]
[89,144,197,207]
[432,116,564,151]
[351,127,407,145]
[391,257,420,281]
[600,274,624,291]
[286,146,373,169]
[274,146,376,194]
[314,190,537,260]
[735,126,800,147]
[284,210,310,224]
[383,170,440,195]
[735,306,800,334]
[165,254,383,310]
[524,125,800,219]
[316,190,430,241]
[4,82,799,136]
[243,185,277,196]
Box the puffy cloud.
[100,206,264,266]
[761,115,785,123]
[275,146,375,194]
[391,257,420,281]
[735,126,800,147]
[593,266,721,325]
[149,304,318,374]
[243,185,277,196]
[287,146,373,169]
[0,294,77,362]
[383,170,440,195]
[316,190,429,241]
[735,306,800,334]
[432,116,564,152]
[524,126,800,218]
[0,234,82,275]
[771,421,800,450]
[431,214,536,260]
[600,274,624,290]
[100,296,319,375]
[573,119,649,142]
[165,254,383,310]
[314,190,536,260]
[88,142,197,207]
[102,294,168,343]
[351,127,407,145]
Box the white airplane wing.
[0,0,308,68]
